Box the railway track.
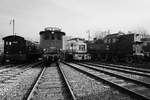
[60,62,134,100]
[82,62,150,84]
[95,62,150,73]
[85,63,150,77]
[63,62,150,100]
[24,63,76,100]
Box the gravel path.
[0,67,42,100]
[61,63,136,100]
[0,65,20,73]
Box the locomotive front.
[39,27,65,64]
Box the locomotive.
[88,32,150,63]
[2,35,42,63]
[39,27,65,64]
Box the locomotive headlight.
[43,48,46,52]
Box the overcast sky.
[0,0,150,41]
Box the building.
[63,36,72,50]
[66,38,90,60]
[67,38,87,53]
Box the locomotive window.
[6,41,12,45]
[44,33,49,40]
[13,41,18,44]
[57,35,61,40]
[51,34,55,40]
[6,41,8,45]
[9,42,12,45]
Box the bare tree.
[93,30,110,40]
[132,27,149,37]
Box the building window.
[112,38,116,43]
[79,45,85,51]
[108,39,111,43]
[104,39,107,43]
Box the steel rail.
[23,66,46,100]
[58,64,77,100]
[84,62,150,77]
[101,62,150,73]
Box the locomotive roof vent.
[44,27,61,32]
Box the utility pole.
[10,18,15,35]
[12,19,15,35]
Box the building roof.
[104,32,125,39]
[68,38,85,41]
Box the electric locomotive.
[39,27,65,64]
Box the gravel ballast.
[61,63,136,100]
[0,67,41,100]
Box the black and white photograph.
[0,0,150,100]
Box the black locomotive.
[39,27,65,64]
[2,35,42,63]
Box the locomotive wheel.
[125,56,134,63]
